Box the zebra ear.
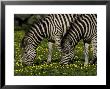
[20,37,25,48]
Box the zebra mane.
[61,15,83,49]
[21,15,50,48]
[21,37,25,48]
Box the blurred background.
[14,14,47,31]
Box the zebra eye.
[24,52,27,54]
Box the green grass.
[14,31,97,76]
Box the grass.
[14,30,97,76]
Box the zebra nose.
[23,60,34,66]
[22,61,33,66]
[22,62,28,67]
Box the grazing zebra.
[21,14,81,66]
[60,14,97,65]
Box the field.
[14,30,97,76]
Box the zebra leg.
[55,37,62,52]
[47,42,53,63]
[90,37,97,64]
[84,43,89,65]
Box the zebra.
[21,14,82,66]
[60,14,97,65]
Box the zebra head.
[60,35,74,64]
[21,37,36,66]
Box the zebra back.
[61,14,97,48]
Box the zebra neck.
[67,31,82,48]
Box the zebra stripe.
[21,14,80,66]
[60,14,97,65]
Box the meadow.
[14,30,97,76]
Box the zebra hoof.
[47,61,51,64]
[90,58,97,65]
[84,62,89,66]
[90,60,96,65]
[84,62,88,66]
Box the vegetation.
[14,30,97,76]
[14,14,97,76]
